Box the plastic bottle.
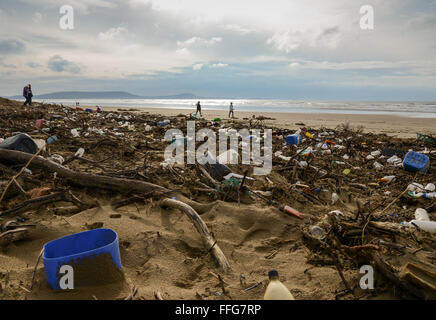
[423,192,436,199]
[331,192,340,204]
[414,208,430,221]
[279,205,303,219]
[425,183,436,192]
[378,176,396,183]
[264,270,295,300]
[407,183,424,192]
[74,148,85,157]
[407,220,436,233]
[47,136,58,144]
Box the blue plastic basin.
[43,228,122,290]
[403,151,430,173]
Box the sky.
[0,0,436,100]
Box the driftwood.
[0,227,29,247]
[160,198,231,274]
[370,252,426,300]
[0,190,68,217]
[0,149,170,195]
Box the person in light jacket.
[229,102,234,118]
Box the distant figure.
[23,84,33,106]
[196,101,202,117]
[229,102,234,118]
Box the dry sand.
[1,193,374,300]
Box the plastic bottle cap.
[268,270,279,278]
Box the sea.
[33,99,436,118]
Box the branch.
[160,198,231,273]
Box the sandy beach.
[102,106,436,139]
[0,97,435,301]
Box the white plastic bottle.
[264,270,295,300]
[408,220,436,233]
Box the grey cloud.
[27,62,41,68]
[0,39,26,54]
[407,14,436,30]
[48,55,80,73]
[319,27,340,38]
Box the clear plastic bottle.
[264,270,295,300]
[423,192,436,199]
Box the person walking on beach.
[23,84,33,107]
[229,102,234,118]
[196,101,202,117]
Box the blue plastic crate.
[403,151,430,173]
[286,134,301,146]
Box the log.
[160,198,231,273]
[0,190,68,217]
[0,149,170,195]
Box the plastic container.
[406,220,436,233]
[310,226,325,238]
[264,270,295,300]
[425,183,435,192]
[373,162,384,170]
[423,192,436,199]
[43,228,122,290]
[47,136,58,144]
[286,134,301,146]
[403,151,430,173]
[71,129,80,138]
[415,208,429,221]
[0,133,38,154]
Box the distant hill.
[9,91,202,100]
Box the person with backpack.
[23,84,33,106]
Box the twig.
[154,291,164,300]
[243,282,262,292]
[30,248,44,291]
[0,148,42,203]
[125,286,138,300]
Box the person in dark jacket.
[23,84,33,106]
[196,101,202,117]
